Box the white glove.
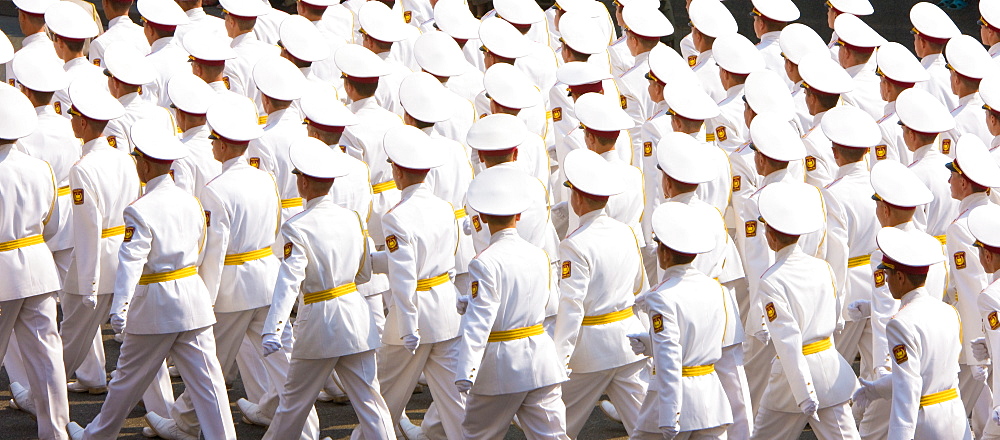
[551,201,569,239]
[992,405,1000,426]
[754,330,770,345]
[973,365,990,382]
[836,319,845,333]
[261,333,282,357]
[660,425,679,439]
[456,295,469,315]
[627,332,652,357]
[110,313,126,334]
[846,300,871,321]
[82,295,97,309]
[972,337,990,362]
[851,378,882,412]
[403,333,420,353]
[462,217,472,235]
[799,397,820,423]
[455,380,472,394]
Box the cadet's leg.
[959,363,989,437]
[605,360,649,435]
[423,338,468,440]
[263,356,334,440]
[743,338,775,416]
[857,398,891,439]
[685,425,728,439]
[141,361,175,416]
[335,350,396,440]
[169,326,236,440]
[561,368,615,437]
[748,407,808,440]
[834,319,865,371]
[237,334,270,402]
[809,402,860,440]
[376,343,432,424]
[516,384,571,440]
[716,344,753,439]
[463,391,524,440]
[16,293,70,440]
[60,294,112,385]
[3,332,30,390]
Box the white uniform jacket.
[941,93,992,156]
[456,228,566,395]
[175,7,227,42]
[978,272,1000,414]
[842,61,887,120]
[757,32,790,89]
[343,96,403,244]
[327,144,374,225]
[264,195,378,359]
[224,32,281,114]
[423,131,475,273]
[708,84,749,154]
[616,48,657,167]
[801,111,838,188]
[112,175,216,334]
[105,93,176,152]
[692,50,725,103]
[247,108,308,224]
[89,16,150,68]
[947,192,994,365]
[608,36,634,79]
[171,125,222,197]
[822,161,878,314]
[908,143,958,236]
[55,57,103,119]
[144,37,190,107]
[917,54,958,112]
[874,101,910,165]
[5,32,59,87]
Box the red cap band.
[305,120,346,133]
[346,75,380,84]
[585,128,620,139]
[568,82,603,95]
[476,147,518,157]
[881,256,930,275]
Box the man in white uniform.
[89,0,150,67]
[219,0,279,113]
[749,0,797,88]
[872,43,929,165]
[834,14,887,120]
[137,0,190,107]
[46,2,100,118]
[910,2,960,111]
[940,36,994,153]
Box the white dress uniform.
[616,50,656,165]
[247,108,308,224]
[224,33,281,114]
[5,32,59,87]
[89,16,150,68]
[608,35,634,79]
[144,37,191,108]
[47,2,101,119]
[175,7,227,41]
[975,206,1000,440]
[942,93,992,154]
[172,125,221,196]
[692,50,726,103]
[842,62,887,120]
[56,57,103,118]
[875,101,910,164]
[343,96,404,246]
[801,111,838,188]
[917,54,959,112]
[422,130,475,277]
[757,31,790,89]
[105,93,175,152]
[709,84,750,154]
[908,143,958,236]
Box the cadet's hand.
[973,365,990,382]
[992,405,1000,426]
[972,337,990,362]
[627,332,651,357]
[110,312,126,334]
[851,378,881,412]
[846,300,871,321]
[261,333,282,357]
[660,425,678,439]
[455,380,472,394]
[754,330,770,345]
[799,397,820,423]
[456,295,469,315]
[462,217,473,236]
[83,295,97,309]
[403,333,420,353]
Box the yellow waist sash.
[57,185,70,196]
[281,198,303,209]
[488,324,544,342]
[302,282,358,305]
[101,226,126,238]
[0,234,44,252]
[416,273,450,291]
[920,388,958,407]
[681,364,715,377]
[581,308,634,326]
[847,255,871,268]
[935,235,947,245]
[372,180,397,194]
[802,337,833,355]
[224,247,272,265]
[454,208,467,219]
[138,266,197,285]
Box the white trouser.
[3,333,29,388]
[82,326,236,440]
[835,318,873,379]
[631,426,727,440]
[959,363,991,438]
[0,293,70,440]
[749,402,860,440]
[141,361,175,417]
[858,397,891,440]
[236,334,269,401]
[265,350,395,440]
[59,293,112,386]
[366,339,467,440]
[561,360,647,437]
[366,292,387,336]
[717,344,753,439]
[641,245,658,286]
[463,383,569,440]
[742,337,775,417]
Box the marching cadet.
[749,182,860,440]
[478,15,531,73]
[980,76,1000,163]
[367,127,466,440]
[630,202,734,440]
[173,0,226,41]
[707,33,765,154]
[433,0,485,72]
[834,13,888,120]
[67,119,235,440]
[357,1,414,116]
[550,61,613,154]
[181,28,239,94]
[940,35,994,153]
[749,0,798,88]
[456,166,570,440]
[981,2,1000,59]
[687,0,737,102]
[412,31,483,109]
[103,43,169,152]
[46,1,100,118]
[872,42,930,165]
[945,135,1000,437]
[972,204,1000,436]
[895,88,959,236]
[276,15,339,104]
[257,138,394,440]
[0,82,70,440]
[487,0,559,112]
[480,64,549,150]
[553,148,647,438]
[776,23,828,131]
[136,0,190,108]
[654,135,751,439]
[399,62,474,150]
[6,0,58,87]
[796,52,855,188]
[295,0,352,48]
[616,2,672,166]
[166,73,222,196]
[824,0,874,58]
[820,107,881,366]
[555,9,614,75]
[910,1,961,110]
[852,227,972,440]
[218,0,279,113]
[246,56,308,224]
[89,0,150,68]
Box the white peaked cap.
[651,202,716,254]
[279,15,330,63]
[688,0,737,38]
[466,166,534,215]
[67,75,125,121]
[399,72,456,123]
[828,0,873,15]
[744,70,795,121]
[870,160,933,208]
[434,0,480,40]
[980,73,1000,111]
[778,23,826,65]
[910,2,960,41]
[207,94,264,142]
[621,4,673,39]
[384,125,446,169]
[662,81,720,120]
[0,83,37,139]
[945,35,994,80]
[895,88,955,133]
[876,42,929,84]
[13,0,56,15]
[982,0,1000,29]
[483,63,541,109]
[301,86,359,129]
[130,118,188,161]
[757,182,825,235]
[563,148,625,197]
[559,11,612,55]
[494,0,545,25]
[167,73,216,115]
[289,137,351,179]
[833,13,886,48]
[182,27,237,63]
[359,1,412,43]
[467,114,529,151]
[575,92,633,132]
[218,0,271,18]
[12,49,68,92]
[713,33,765,75]
[655,132,718,184]
[45,2,99,39]
[949,135,1000,188]
[970,204,1000,249]
[414,31,468,77]
[877,227,945,268]
[647,44,698,85]
[556,62,612,86]
[137,0,189,26]
[751,0,799,22]
[798,52,854,95]
[335,44,391,79]
[0,31,13,64]
[253,55,306,101]
[821,106,881,148]
[104,43,156,86]
[479,16,532,59]
[750,114,806,161]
